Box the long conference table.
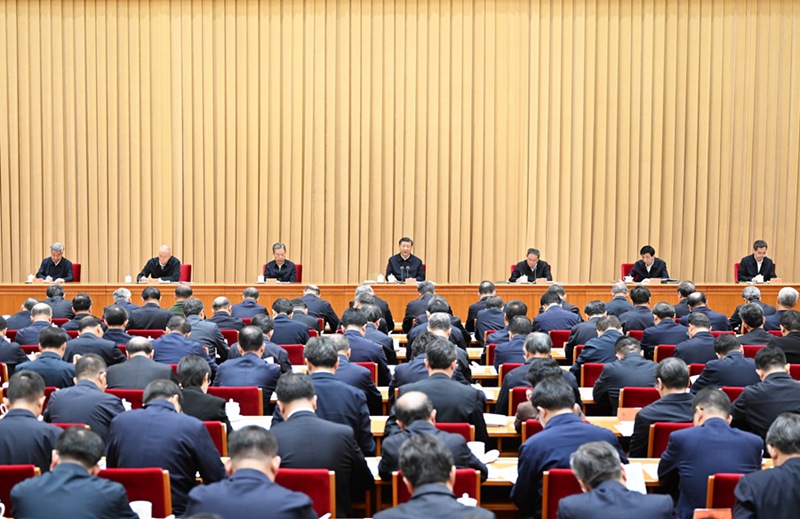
[0,282,792,322]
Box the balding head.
[395,391,436,428]
[31,303,53,322]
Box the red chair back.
[621,263,635,279]
[6,329,16,342]
[71,263,82,282]
[207,386,263,415]
[654,345,676,362]
[648,422,693,457]
[99,468,172,518]
[486,343,497,366]
[689,363,705,376]
[0,465,40,516]
[706,473,745,508]
[128,329,165,339]
[354,361,378,384]
[434,422,474,442]
[742,345,765,358]
[627,329,645,341]
[510,264,516,276]
[52,318,69,327]
[241,318,252,326]
[282,344,305,365]
[510,386,530,416]
[549,330,571,349]
[203,421,228,456]
[790,364,800,381]
[21,344,39,354]
[499,363,523,384]
[220,329,239,346]
[295,264,303,283]
[317,318,325,332]
[179,264,192,282]
[768,330,783,338]
[66,330,79,339]
[574,345,584,361]
[734,262,741,282]
[275,469,334,517]
[51,423,90,430]
[393,468,479,506]
[483,329,497,344]
[581,363,604,387]
[44,386,58,410]
[307,329,319,338]
[710,331,735,338]
[168,364,179,382]
[105,389,144,409]
[116,344,127,356]
[542,469,582,519]
[722,386,745,402]
[522,419,544,442]
[619,387,660,408]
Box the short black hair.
[78,315,103,332]
[766,413,800,455]
[104,306,128,326]
[141,287,162,301]
[640,245,655,256]
[505,300,528,320]
[143,379,182,405]
[228,426,278,462]
[271,298,293,315]
[780,310,800,332]
[55,427,105,469]
[755,346,787,371]
[250,314,274,335]
[656,358,689,389]
[687,312,711,329]
[39,327,69,349]
[525,357,563,386]
[174,284,194,299]
[478,281,495,295]
[530,377,576,411]
[526,248,541,257]
[540,291,562,307]
[167,316,192,334]
[243,287,260,299]
[426,296,451,315]
[178,355,211,388]
[71,293,92,312]
[275,372,315,403]
[361,304,382,324]
[484,296,504,310]
[753,240,768,250]
[183,297,204,316]
[399,237,414,246]
[678,281,696,298]
[584,301,606,317]
[75,354,106,379]
[614,336,641,355]
[7,370,46,404]
[46,285,65,298]
[509,315,533,336]
[739,303,765,329]
[341,308,368,328]
[0,316,6,331]
[693,387,731,416]
[652,302,676,320]
[425,338,457,369]
[630,286,651,305]
[303,336,338,368]
[596,315,621,332]
[238,326,265,353]
[714,334,741,356]
[398,434,453,488]
[411,332,439,357]
[290,299,308,310]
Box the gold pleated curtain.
[1,0,799,284]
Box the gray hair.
[778,287,799,308]
[112,287,132,300]
[428,313,451,334]
[272,242,287,252]
[766,413,800,455]
[355,284,374,297]
[742,286,762,301]
[569,441,622,489]
[329,333,350,353]
[611,281,628,295]
[212,297,231,311]
[50,242,65,252]
[524,333,552,355]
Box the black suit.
[213,353,281,414]
[495,358,581,416]
[640,319,688,358]
[365,323,398,364]
[737,327,774,345]
[674,299,691,319]
[0,408,62,473]
[228,339,292,373]
[102,299,141,318]
[344,330,391,385]
[61,312,108,332]
[65,332,126,365]
[103,328,134,345]
[386,253,425,281]
[593,353,658,414]
[271,314,310,345]
[628,392,694,457]
[768,331,800,363]
[729,300,776,331]
[15,320,55,345]
[374,483,495,519]
[604,296,633,318]
[263,259,297,282]
[207,311,245,331]
[466,296,490,333]
[187,315,228,360]
[5,310,32,330]
[765,309,787,331]
[738,254,777,282]
[126,302,173,331]
[271,410,374,518]
[629,257,669,281]
[565,317,600,363]
[509,260,553,282]
[299,293,340,331]
[43,296,74,319]
[557,479,674,519]
[476,308,506,346]
[689,351,760,394]
[292,311,321,332]
[414,313,471,348]
[731,371,800,439]
[0,338,29,376]
[679,306,733,331]
[674,331,717,365]
[137,256,181,281]
[180,386,232,431]
[734,456,800,519]
[618,306,655,333]
[107,354,175,389]
[335,354,382,415]
[36,257,74,281]
[402,293,433,333]
[532,305,582,333]
[230,299,268,319]
[44,379,125,441]
[18,350,76,388]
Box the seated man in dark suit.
[539,284,583,317]
[690,334,760,394]
[512,378,627,518]
[406,297,469,353]
[184,426,316,519]
[402,281,436,333]
[658,388,763,519]
[512,357,584,431]
[389,332,439,402]
[734,412,800,518]
[15,302,56,346]
[169,283,191,317]
[385,338,489,444]
[737,239,777,282]
[375,435,495,519]
[533,291,582,334]
[184,297,228,360]
[42,284,74,319]
[765,287,798,331]
[628,244,669,281]
[35,242,74,283]
[126,287,174,331]
[44,354,125,441]
[61,293,107,332]
[271,298,310,345]
[0,371,62,473]
[565,301,605,363]
[207,296,245,331]
[214,326,281,415]
[362,303,397,364]
[102,306,134,346]
[386,236,425,282]
[466,280,497,333]
[604,282,633,318]
[767,310,800,363]
[230,287,269,319]
[509,247,553,283]
[226,313,292,373]
[331,333,382,415]
[178,355,232,431]
[412,312,473,385]
[487,300,529,345]
[11,427,138,519]
[18,326,75,388]
[570,315,623,379]
[678,291,733,331]
[136,244,181,282]
[291,298,322,332]
[299,285,340,331]
[107,336,175,389]
[0,315,28,377]
[737,303,775,345]
[151,316,217,379]
[6,297,38,330]
[271,372,374,517]
[674,312,717,365]
[263,242,297,282]
[476,296,506,347]
[341,308,390,385]
[618,286,655,333]
[629,357,694,457]
[593,336,657,414]
[558,441,673,519]
[65,316,125,366]
[640,302,689,359]
[674,281,696,319]
[379,391,487,481]
[493,315,531,370]
[730,286,777,332]
[106,380,226,517]
[732,346,800,440]
[102,287,140,318]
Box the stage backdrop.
[1,0,798,284]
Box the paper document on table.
[483,413,508,427]
[624,463,647,494]
[489,465,518,484]
[642,462,660,482]
[615,421,635,437]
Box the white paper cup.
[129,500,152,519]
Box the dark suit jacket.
[402,293,433,333]
[103,328,134,345]
[271,314,310,345]
[374,483,495,519]
[605,296,633,318]
[214,353,281,413]
[511,413,627,518]
[65,332,126,365]
[679,306,733,331]
[738,254,777,282]
[126,302,174,331]
[271,410,374,518]
[180,386,232,431]
[729,300,776,331]
[476,307,506,346]
[0,408,62,473]
[618,306,655,333]
[263,259,297,282]
[629,392,694,457]
[187,315,228,360]
[565,317,600,363]
[658,417,763,519]
[44,379,125,441]
[767,331,800,363]
[466,296,490,333]
[102,299,141,318]
[293,311,322,332]
[107,354,175,389]
[495,358,581,417]
[151,333,217,378]
[388,354,428,402]
[557,479,673,519]
[137,256,181,281]
[299,293,340,331]
[690,352,760,394]
[734,456,800,519]
[184,468,316,519]
[532,305,582,334]
[12,462,137,519]
[570,330,623,379]
[593,353,658,413]
[107,399,226,516]
[15,320,55,345]
[387,373,489,444]
[407,320,468,352]
[629,257,669,281]
[487,327,510,345]
[0,338,28,376]
[62,312,108,333]
[378,421,488,481]
[43,296,74,319]
[674,299,691,319]
[344,330,391,385]
[36,257,74,281]
[640,319,689,357]
[208,311,245,331]
[764,309,787,331]
[737,327,775,345]
[18,350,76,388]
[386,253,425,281]
[227,339,292,373]
[493,335,527,370]
[230,299,268,319]
[731,371,800,439]
[365,323,397,364]
[509,260,553,282]
[5,310,32,330]
[335,354,382,415]
[674,331,717,365]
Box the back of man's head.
[46,285,65,299]
[7,371,46,405]
[174,284,193,299]
[228,426,279,464]
[569,441,622,490]
[341,308,367,328]
[656,357,690,390]
[425,339,457,370]
[485,296,504,311]
[238,326,265,353]
[303,285,322,296]
[714,334,741,356]
[143,379,182,405]
[417,281,436,296]
[361,304,382,324]
[584,300,606,318]
[610,282,628,296]
[524,333,552,356]
[71,294,92,313]
[766,413,800,456]
[530,377,576,411]
[778,287,799,309]
[178,355,211,388]
[678,281,696,298]
[426,296,450,315]
[505,300,528,320]
[740,303,765,330]
[755,346,787,372]
[75,354,107,381]
[0,316,7,332]
[398,434,453,490]
[780,310,800,333]
[243,287,260,300]
[55,427,105,470]
[525,358,563,387]
[39,326,68,350]
[411,332,438,357]
[652,302,676,320]
[303,337,338,368]
[271,298,293,315]
[166,316,191,334]
[630,286,651,305]
[79,316,103,332]
[596,315,621,333]
[614,336,641,356]
[742,286,762,302]
[509,316,533,336]
[112,288,132,301]
[540,291,562,308]
[126,337,153,356]
[22,297,39,311]
[428,313,451,334]
[104,306,128,327]
[183,297,204,317]
[478,281,495,295]
[547,284,567,299]
[687,292,708,308]
[212,297,231,312]
[329,334,350,354]
[31,303,53,319]
[353,293,375,307]
[250,314,274,335]
[693,387,732,418]
[275,373,315,404]
[395,391,434,426]
[141,287,162,301]
[687,312,711,330]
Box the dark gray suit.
[44,379,125,441]
[106,355,175,389]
